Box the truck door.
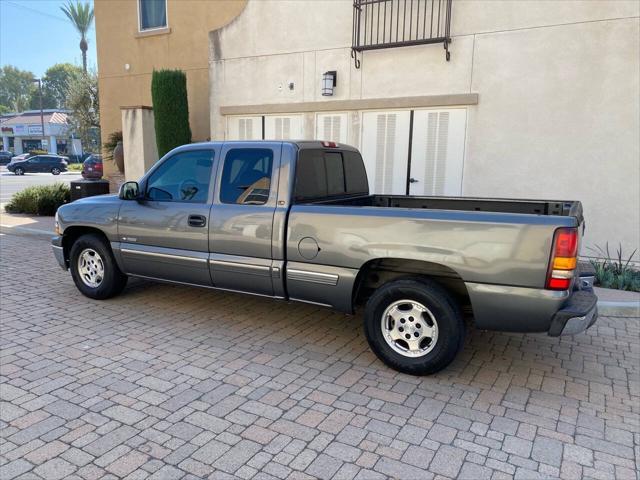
[117,147,218,286]
[209,143,281,296]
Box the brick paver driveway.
[1,233,638,480]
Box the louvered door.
[227,116,262,140]
[360,111,411,195]
[409,109,466,196]
[316,113,348,144]
[264,115,303,140]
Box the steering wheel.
[179,179,199,201]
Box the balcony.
[351,0,452,67]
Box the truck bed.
[310,194,583,221]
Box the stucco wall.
[95,0,247,180]
[209,0,640,254]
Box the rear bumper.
[52,235,67,270]
[548,290,598,336]
[466,282,598,335]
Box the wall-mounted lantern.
[322,71,337,96]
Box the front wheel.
[14,167,24,175]
[69,233,128,299]
[364,277,464,375]
[51,167,61,175]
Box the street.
[0,166,82,204]
[0,231,638,480]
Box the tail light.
[546,227,578,290]
[321,141,338,148]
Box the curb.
[597,301,640,318]
[1,223,638,318]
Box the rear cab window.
[294,148,368,203]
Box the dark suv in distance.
[0,150,12,165]
[7,154,68,175]
[81,154,103,179]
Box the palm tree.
[60,1,94,73]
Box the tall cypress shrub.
[151,69,192,157]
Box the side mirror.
[119,181,141,200]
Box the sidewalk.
[0,210,55,237]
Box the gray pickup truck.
[52,141,598,375]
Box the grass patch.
[4,183,70,216]
[589,243,640,292]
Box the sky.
[0,0,97,77]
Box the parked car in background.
[81,154,103,179]
[0,150,12,165]
[7,154,68,175]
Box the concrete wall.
[209,0,640,254]
[121,107,158,182]
[95,0,247,181]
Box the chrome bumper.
[52,236,67,270]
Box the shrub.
[68,163,83,172]
[4,183,70,216]
[589,243,640,292]
[102,130,122,162]
[151,69,191,157]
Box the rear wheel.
[51,167,61,175]
[364,277,464,375]
[14,167,24,175]
[69,233,127,299]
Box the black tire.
[69,233,128,299]
[14,167,24,175]
[51,167,61,175]
[364,277,464,375]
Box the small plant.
[151,69,192,157]
[4,183,70,216]
[102,130,122,162]
[68,163,83,172]
[588,243,640,292]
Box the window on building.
[220,149,273,205]
[139,0,167,31]
[145,150,213,203]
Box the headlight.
[54,211,60,235]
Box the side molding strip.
[287,269,339,286]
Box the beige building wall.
[95,0,247,180]
[209,0,640,255]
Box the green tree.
[0,65,36,112]
[151,69,192,157]
[60,1,94,73]
[66,71,100,151]
[29,63,82,110]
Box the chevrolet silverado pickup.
[52,141,598,375]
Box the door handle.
[188,215,207,227]
[409,178,419,183]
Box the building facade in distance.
[0,110,82,156]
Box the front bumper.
[548,290,598,336]
[52,235,67,270]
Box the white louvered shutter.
[316,113,348,144]
[409,109,466,196]
[264,115,303,140]
[360,111,411,195]
[227,116,262,140]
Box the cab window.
[145,150,213,203]
[220,149,273,205]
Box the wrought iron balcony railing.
[351,0,452,67]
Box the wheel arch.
[61,226,111,265]
[352,257,472,315]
